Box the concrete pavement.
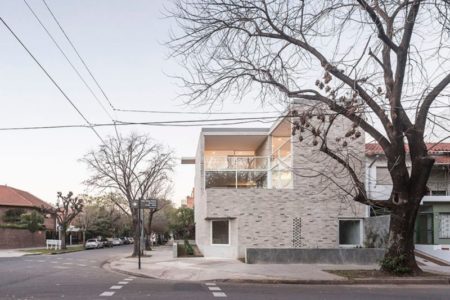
[2,245,450,299]
[109,246,450,284]
[0,249,30,257]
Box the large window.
[339,219,362,246]
[212,220,229,245]
[376,166,391,185]
[439,213,450,239]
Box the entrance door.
[416,213,434,244]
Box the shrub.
[2,208,26,223]
[19,211,45,233]
[379,255,412,275]
[184,239,194,255]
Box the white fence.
[46,239,62,250]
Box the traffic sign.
[131,199,157,209]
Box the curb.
[105,262,450,285]
[218,277,450,285]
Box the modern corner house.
[182,102,368,259]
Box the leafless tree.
[81,133,174,256]
[169,0,450,274]
[42,192,84,250]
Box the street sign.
[131,199,157,209]
[142,199,157,209]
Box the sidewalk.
[108,246,450,284]
[0,249,31,258]
[0,244,82,258]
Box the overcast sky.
[0,0,284,205]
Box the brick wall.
[195,103,367,258]
[0,228,46,249]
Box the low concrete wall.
[173,242,178,258]
[246,248,385,264]
[0,228,46,249]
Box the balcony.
[204,156,292,189]
[205,156,269,189]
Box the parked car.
[85,239,101,249]
[112,238,123,246]
[120,237,130,245]
[103,238,114,248]
[127,237,134,244]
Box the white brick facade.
[194,106,367,259]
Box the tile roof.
[366,143,450,156]
[0,185,53,209]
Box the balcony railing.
[204,156,292,189]
[205,156,269,171]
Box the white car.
[85,239,101,249]
[112,238,123,246]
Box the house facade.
[0,185,55,249]
[365,143,450,246]
[183,104,367,259]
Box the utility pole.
[138,197,141,270]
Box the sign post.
[131,199,158,270]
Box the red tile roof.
[0,185,53,209]
[366,143,450,165]
[366,143,450,156]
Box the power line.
[114,108,282,115]
[0,119,278,131]
[42,0,117,113]
[0,16,105,143]
[23,0,114,122]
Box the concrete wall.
[0,228,46,249]
[364,215,390,248]
[246,248,385,264]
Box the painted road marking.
[124,278,134,281]
[206,283,227,297]
[110,285,123,290]
[100,291,115,296]
[118,281,129,284]
[212,292,227,297]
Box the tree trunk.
[131,212,140,257]
[381,202,422,275]
[60,229,67,250]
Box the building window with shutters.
[439,213,450,239]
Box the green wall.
[417,202,450,245]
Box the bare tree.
[42,192,84,250]
[169,0,450,274]
[81,133,174,256]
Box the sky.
[0,0,284,206]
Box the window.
[376,167,391,185]
[212,220,229,244]
[339,219,362,246]
[439,213,450,239]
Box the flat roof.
[202,127,270,133]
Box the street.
[0,245,449,299]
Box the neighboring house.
[181,188,195,209]
[366,143,450,246]
[182,103,367,259]
[0,185,56,249]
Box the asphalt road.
[1,245,450,299]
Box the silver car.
[85,239,101,249]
